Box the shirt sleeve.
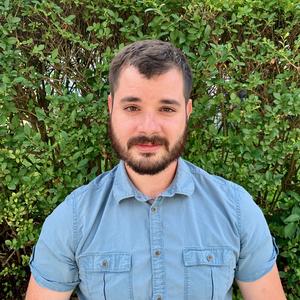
[29,194,80,292]
[234,185,279,282]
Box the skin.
[237,264,286,300]
[25,66,286,299]
[108,66,192,197]
[25,275,72,300]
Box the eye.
[160,107,176,113]
[124,106,140,112]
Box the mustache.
[127,135,169,149]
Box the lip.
[135,144,162,152]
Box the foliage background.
[0,0,299,299]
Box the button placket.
[149,198,165,300]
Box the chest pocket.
[78,252,133,300]
[183,248,235,300]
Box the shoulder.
[69,165,117,202]
[40,166,119,249]
[45,166,118,226]
[187,160,269,241]
[183,159,246,197]
[182,159,262,229]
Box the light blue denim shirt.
[30,158,278,300]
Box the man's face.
[108,66,192,175]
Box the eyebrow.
[120,96,142,103]
[160,99,181,107]
[120,96,181,106]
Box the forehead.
[114,66,185,102]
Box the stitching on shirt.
[103,273,107,300]
[161,205,166,299]
[234,185,242,239]
[233,184,242,275]
[183,246,235,253]
[184,260,189,300]
[210,268,214,300]
[78,251,131,257]
[72,195,78,252]
[68,195,80,280]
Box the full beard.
[108,119,188,175]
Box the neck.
[125,160,178,198]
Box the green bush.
[0,0,299,298]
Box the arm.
[237,264,286,300]
[25,275,73,300]
[28,196,80,298]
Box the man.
[26,40,286,300]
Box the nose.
[136,112,161,135]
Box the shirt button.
[101,259,108,267]
[154,250,161,256]
[207,255,213,261]
[157,296,162,300]
[151,207,157,213]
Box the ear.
[108,94,113,114]
[186,99,193,119]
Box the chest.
[76,198,239,300]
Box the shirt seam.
[233,184,242,238]
[72,195,79,254]
[77,251,131,259]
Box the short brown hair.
[109,40,192,101]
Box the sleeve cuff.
[235,260,276,282]
[235,237,279,282]
[30,264,79,292]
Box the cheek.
[112,117,136,139]
[163,117,186,135]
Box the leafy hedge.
[0,0,299,299]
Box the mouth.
[128,135,168,152]
[134,143,162,152]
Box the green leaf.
[51,48,58,59]
[78,158,89,168]
[204,25,211,39]
[23,124,31,135]
[7,37,17,44]
[85,146,94,154]
[35,107,46,120]
[284,214,300,223]
[86,93,93,101]
[10,17,21,23]
[284,223,297,238]
[61,131,68,140]
[0,114,7,125]
[14,76,25,83]
[32,44,45,54]
[72,151,81,160]
[106,9,115,18]
[70,110,76,123]
[8,181,16,190]
[2,74,10,84]
[21,159,32,167]
[64,15,76,25]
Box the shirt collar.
[113,158,195,203]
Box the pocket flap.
[183,248,233,267]
[79,252,131,272]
